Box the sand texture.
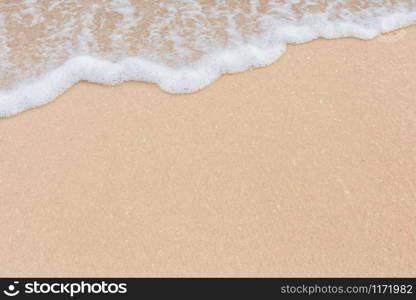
[0,26,415,277]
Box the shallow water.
[0,0,415,116]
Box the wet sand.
[0,26,415,277]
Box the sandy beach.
[0,26,415,277]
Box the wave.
[0,0,415,117]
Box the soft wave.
[0,0,415,116]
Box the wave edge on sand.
[0,1,415,117]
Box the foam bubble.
[0,0,415,117]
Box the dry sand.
[0,26,415,277]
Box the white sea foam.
[0,0,415,117]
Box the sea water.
[0,0,415,116]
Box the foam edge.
[0,13,415,117]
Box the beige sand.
[0,26,415,277]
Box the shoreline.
[1,23,416,117]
